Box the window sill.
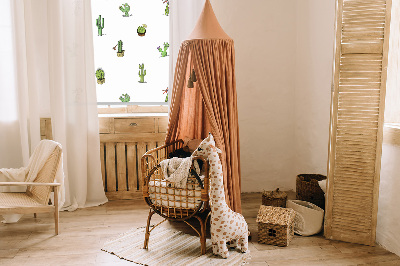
[98,113,167,117]
[98,104,168,116]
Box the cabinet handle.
[129,123,138,127]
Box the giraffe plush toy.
[192,133,248,258]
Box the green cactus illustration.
[117,40,123,53]
[119,93,130,102]
[115,40,124,57]
[165,3,169,16]
[119,3,130,17]
[96,15,104,36]
[138,63,146,83]
[137,24,147,36]
[96,68,105,84]
[163,87,168,102]
[157,42,169,57]
[163,0,169,16]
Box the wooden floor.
[1,193,399,266]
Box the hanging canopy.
[166,0,242,212]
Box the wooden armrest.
[0,182,61,187]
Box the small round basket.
[262,188,287,208]
[296,174,326,210]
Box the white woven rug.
[102,226,250,265]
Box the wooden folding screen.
[325,0,392,245]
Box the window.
[91,0,170,105]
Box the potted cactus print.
[157,42,169,57]
[114,40,125,57]
[96,68,105,84]
[163,0,169,16]
[137,24,147,36]
[96,15,104,36]
[119,93,131,102]
[119,3,131,17]
[163,88,168,102]
[138,63,146,83]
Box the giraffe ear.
[210,144,222,154]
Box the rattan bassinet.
[141,140,210,254]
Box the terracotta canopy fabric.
[166,38,242,212]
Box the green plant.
[157,42,169,57]
[117,40,123,53]
[119,3,130,17]
[163,87,168,102]
[163,0,169,16]
[96,15,104,36]
[137,24,147,35]
[96,68,105,80]
[138,63,146,83]
[119,93,130,102]
[165,3,169,16]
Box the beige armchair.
[0,145,62,234]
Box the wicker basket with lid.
[262,188,287,208]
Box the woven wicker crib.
[141,140,210,254]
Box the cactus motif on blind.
[96,15,104,36]
[138,63,146,83]
[119,3,131,17]
[119,93,130,102]
[157,42,169,57]
[96,68,105,84]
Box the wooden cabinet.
[40,115,168,201]
[98,115,168,200]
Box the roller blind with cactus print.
[92,0,170,103]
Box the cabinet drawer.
[114,118,155,133]
[157,117,168,133]
[99,117,114,134]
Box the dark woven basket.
[296,174,326,210]
[262,188,287,208]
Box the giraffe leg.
[217,241,229,259]
[212,241,218,255]
[238,235,249,253]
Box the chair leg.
[194,213,210,255]
[34,213,37,218]
[144,209,155,249]
[199,217,206,255]
[54,186,59,235]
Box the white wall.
[211,0,335,192]
[377,142,400,256]
[294,1,335,177]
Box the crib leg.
[144,209,155,249]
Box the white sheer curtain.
[169,0,205,100]
[0,0,107,211]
